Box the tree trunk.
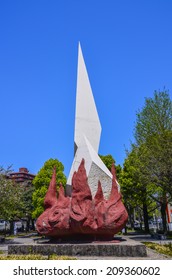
[143,202,149,233]
[139,212,143,230]
[26,219,30,232]
[10,221,14,235]
[127,206,134,229]
[31,219,35,230]
[160,201,167,233]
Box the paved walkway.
[0,233,172,260]
[0,234,37,254]
[126,233,172,244]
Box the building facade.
[9,167,35,183]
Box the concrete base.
[8,237,147,257]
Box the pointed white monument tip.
[75,40,101,152]
[78,42,82,56]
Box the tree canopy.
[32,158,66,218]
[0,166,24,225]
[20,180,35,230]
[122,89,172,232]
[99,154,122,179]
[135,89,172,145]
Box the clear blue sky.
[0,0,172,176]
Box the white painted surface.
[67,136,113,198]
[67,43,113,197]
[74,43,101,153]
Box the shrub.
[144,242,172,257]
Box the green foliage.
[99,154,115,171]
[120,150,140,209]
[99,154,122,179]
[0,166,24,221]
[120,90,172,231]
[0,254,77,260]
[20,180,35,230]
[142,131,172,199]
[0,254,46,260]
[120,147,157,231]
[144,242,172,257]
[21,181,34,215]
[121,145,159,203]
[135,92,172,231]
[32,158,66,218]
[135,89,172,145]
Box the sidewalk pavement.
[0,233,172,260]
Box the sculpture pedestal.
[8,237,147,257]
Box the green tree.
[119,154,137,229]
[135,89,172,145]
[0,166,24,233]
[20,180,35,231]
[137,132,172,232]
[120,147,158,232]
[99,154,115,171]
[133,89,172,232]
[32,158,66,218]
[99,154,122,179]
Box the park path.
[0,233,172,260]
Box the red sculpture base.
[36,159,128,240]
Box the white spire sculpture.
[66,43,113,198]
[74,43,101,153]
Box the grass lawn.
[0,254,77,260]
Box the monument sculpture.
[36,43,128,240]
[66,43,114,198]
[36,159,128,240]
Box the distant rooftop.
[9,167,35,183]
